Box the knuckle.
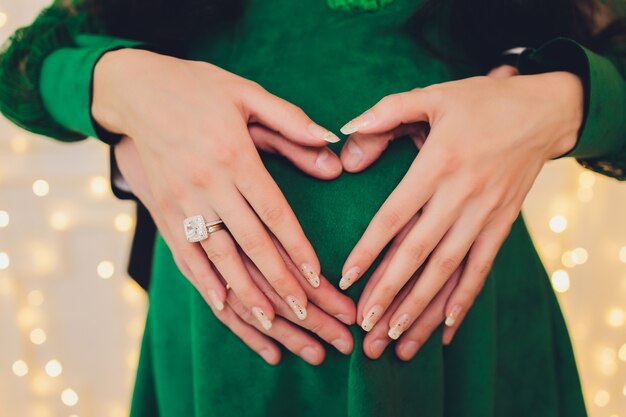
[213,144,240,167]
[203,243,232,265]
[187,165,215,188]
[238,232,267,255]
[403,240,428,265]
[258,204,285,227]
[434,148,460,175]
[308,320,325,335]
[434,254,459,275]
[470,258,494,278]
[466,175,488,197]
[267,274,290,293]
[378,285,399,303]
[246,80,266,93]
[154,192,174,212]
[378,208,404,233]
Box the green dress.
[3,1,626,416]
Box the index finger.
[340,89,436,135]
[236,148,325,290]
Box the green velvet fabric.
[128,0,594,415]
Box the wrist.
[91,48,156,137]
[538,71,584,159]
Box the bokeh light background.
[0,1,625,416]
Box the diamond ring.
[183,215,226,243]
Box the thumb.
[249,124,342,180]
[341,124,429,173]
[245,83,341,146]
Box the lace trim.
[327,0,394,12]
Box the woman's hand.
[338,71,583,344]
[94,48,345,331]
[114,135,356,365]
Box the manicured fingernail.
[308,123,340,143]
[370,339,387,357]
[287,295,307,320]
[315,148,335,173]
[345,140,363,168]
[259,348,275,364]
[300,263,320,288]
[208,289,224,311]
[361,304,383,332]
[399,341,420,359]
[252,307,273,330]
[331,338,350,354]
[339,266,360,290]
[340,111,374,135]
[334,313,353,325]
[300,346,319,364]
[388,313,411,340]
[445,305,462,327]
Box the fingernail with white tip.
[308,123,340,143]
[339,266,360,290]
[252,307,273,330]
[445,305,462,327]
[300,263,320,288]
[287,295,307,320]
[361,304,383,332]
[208,289,224,311]
[340,111,374,135]
[388,313,411,340]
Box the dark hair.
[86,0,624,67]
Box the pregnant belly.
[260,135,418,288]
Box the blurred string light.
[97,261,115,279]
[606,308,625,328]
[45,359,62,377]
[29,328,47,345]
[49,211,70,231]
[114,213,134,232]
[577,171,596,202]
[549,215,567,233]
[61,388,79,406]
[32,179,49,197]
[619,247,626,263]
[594,390,610,407]
[12,360,28,377]
[562,248,588,268]
[0,11,7,28]
[0,210,9,227]
[89,175,109,196]
[0,251,9,269]
[619,344,626,361]
[10,134,30,153]
[551,269,570,293]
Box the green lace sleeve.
[517,37,626,180]
[0,0,145,143]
